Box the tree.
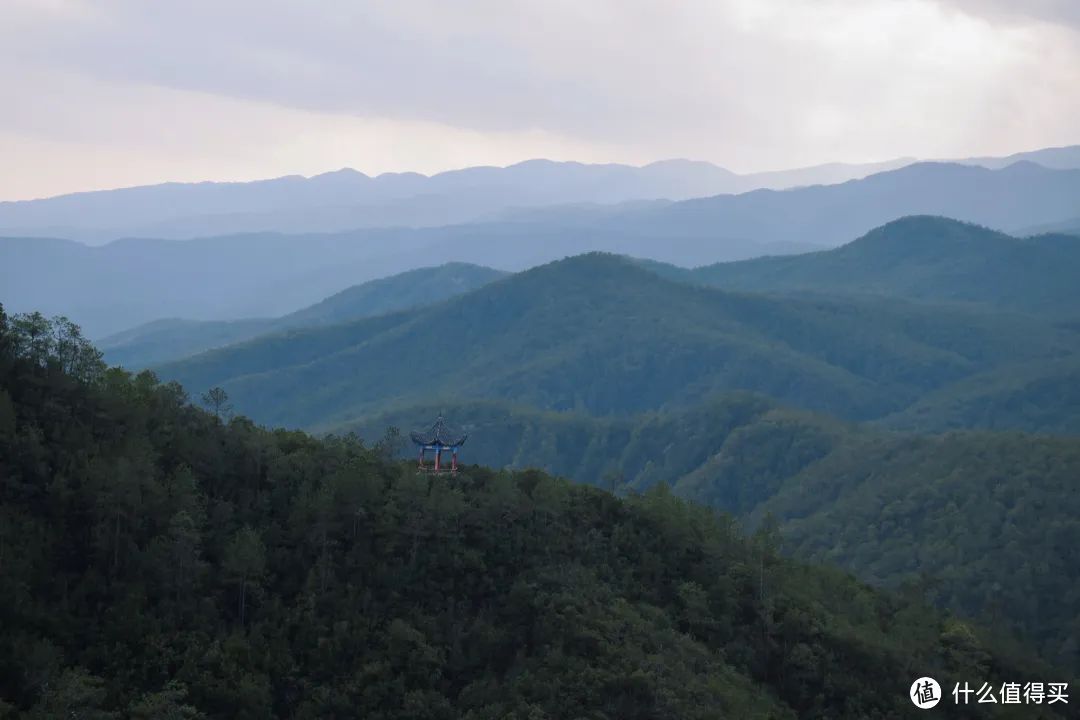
[28,667,114,720]
[374,425,404,461]
[222,526,266,624]
[128,681,205,720]
[201,387,233,419]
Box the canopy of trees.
[1,306,1070,718]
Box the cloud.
[1,0,1079,198]
[932,0,1080,29]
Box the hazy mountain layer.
[687,216,1080,316]
[0,219,811,338]
[613,162,1080,249]
[0,156,912,243]
[6,162,1080,337]
[4,145,1078,243]
[99,263,507,368]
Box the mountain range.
[98,263,506,368]
[151,224,1080,433]
[2,145,1077,244]
[5,161,1080,338]
[682,215,1080,316]
[0,156,914,243]
[7,140,1080,713]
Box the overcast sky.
[2,0,1079,200]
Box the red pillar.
[434,447,441,472]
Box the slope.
[738,430,1080,673]
[687,216,1080,316]
[622,161,1080,248]
[0,228,433,337]
[0,215,802,337]
[156,252,1078,429]
[878,356,1080,434]
[98,262,506,368]
[0,307,1068,718]
[344,394,1080,673]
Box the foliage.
[878,356,1080,434]
[689,216,1080,317]
[353,396,1080,675]
[155,252,1079,429]
[1,305,1068,718]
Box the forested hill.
[1,308,1071,718]
[98,262,506,369]
[688,216,1080,315]
[878,356,1080,434]
[350,396,1080,671]
[155,251,1079,429]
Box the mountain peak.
[311,167,369,179]
[841,216,1013,257]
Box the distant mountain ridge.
[685,216,1080,315]
[0,157,887,243]
[614,161,1080,248]
[3,144,1078,243]
[6,161,1080,337]
[98,262,507,368]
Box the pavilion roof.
[410,415,468,447]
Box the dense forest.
[687,217,1080,317]
[2,307,1073,718]
[154,249,1080,430]
[350,396,1080,673]
[877,356,1080,434]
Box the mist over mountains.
[5,155,1080,338]
[7,143,1080,714]
[98,263,507,368]
[10,0,1080,711]
[151,231,1080,430]
[2,145,1077,244]
[0,156,909,243]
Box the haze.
[3,0,1080,200]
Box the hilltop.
[155,251,1078,429]
[688,216,1080,315]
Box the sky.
[2,0,1079,200]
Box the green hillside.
[156,252,1078,429]
[282,262,507,325]
[98,317,277,369]
[879,356,1080,434]
[99,263,506,368]
[743,431,1080,673]
[688,216,1080,315]
[342,394,808,494]
[6,308,1071,718]
[347,394,1080,673]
